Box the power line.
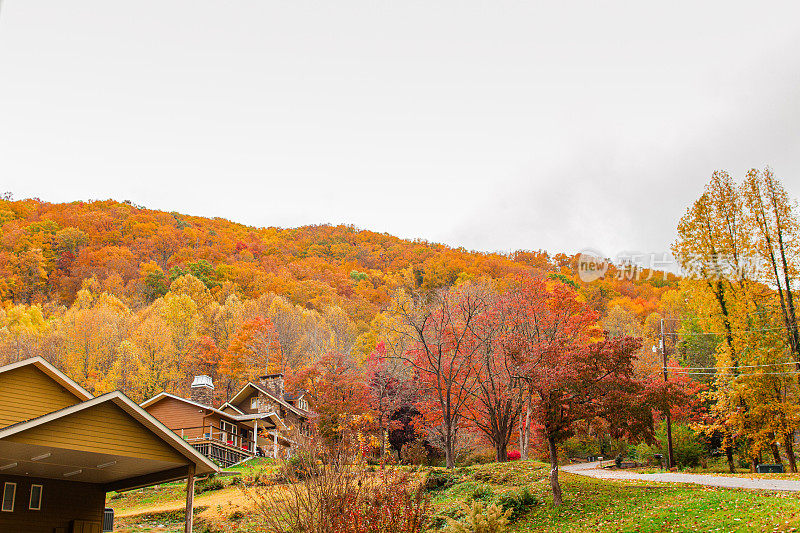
[663,325,794,336]
[665,361,797,371]
[665,369,800,377]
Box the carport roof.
[0,390,219,491]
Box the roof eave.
[0,357,93,401]
[0,391,219,475]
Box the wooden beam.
[104,465,190,493]
[185,463,196,533]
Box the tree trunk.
[771,440,783,465]
[496,440,508,462]
[519,399,531,461]
[444,431,455,469]
[784,433,797,473]
[725,445,735,473]
[379,421,386,457]
[751,450,760,473]
[547,435,563,506]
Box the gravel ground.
[563,461,800,492]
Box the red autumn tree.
[461,292,525,462]
[504,276,660,505]
[392,283,488,469]
[365,341,412,457]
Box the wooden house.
[0,357,218,533]
[142,373,311,467]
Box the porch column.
[274,430,278,459]
[253,419,258,454]
[185,463,196,533]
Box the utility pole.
[661,318,675,469]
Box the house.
[0,357,218,533]
[141,373,311,467]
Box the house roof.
[222,403,245,415]
[141,392,236,419]
[0,356,93,401]
[226,382,310,419]
[142,392,287,429]
[0,391,219,478]
[283,390,306,402]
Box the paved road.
[562,461,800,492]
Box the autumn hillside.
[0,196,677,399]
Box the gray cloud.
[1,1,799,257]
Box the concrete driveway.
[563,461,800,492]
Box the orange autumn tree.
[222,316,281,398]
[287,352,371,458]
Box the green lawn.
[429,461,800,532]
[223,456,277,476]
[108,456,275,525]
[110,459,800,532]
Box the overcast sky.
[2,2,800,259]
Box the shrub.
[655,422,705,468]
[634,442,655,464]
[283,452,322,481]
[425,469,458,491]
[195,477,224,494]
[458,450,495,467]
[560,435,594,460]
[470,484,494,502]
[228,510,245,520]
[243,472,270,486]
[444,501,512,533]
[244,438,430,533]
[402,439,429,465]
[472,469,512,485]
[497,487,538,522]
[506,450,521,461]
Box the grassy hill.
[109,459,800,532]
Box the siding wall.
[146,397,210,441]
[145,398,245,443]
[0,474,104,533]
[6,402,184,463]
[233,392,258,414]
[0,366,83,428]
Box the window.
[2,482,15,512]
[250,397,259,410]
[29,485,42,511]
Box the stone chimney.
[259,373,284,398]
[190,375,214,406]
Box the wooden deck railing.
[177,424,257,454]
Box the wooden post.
[185,464,196,533]
[253,419,259,454]
[661,318,675,469]
[274,430,278,459]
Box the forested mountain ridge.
[0,197,553,316]
[0,196,676,400]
